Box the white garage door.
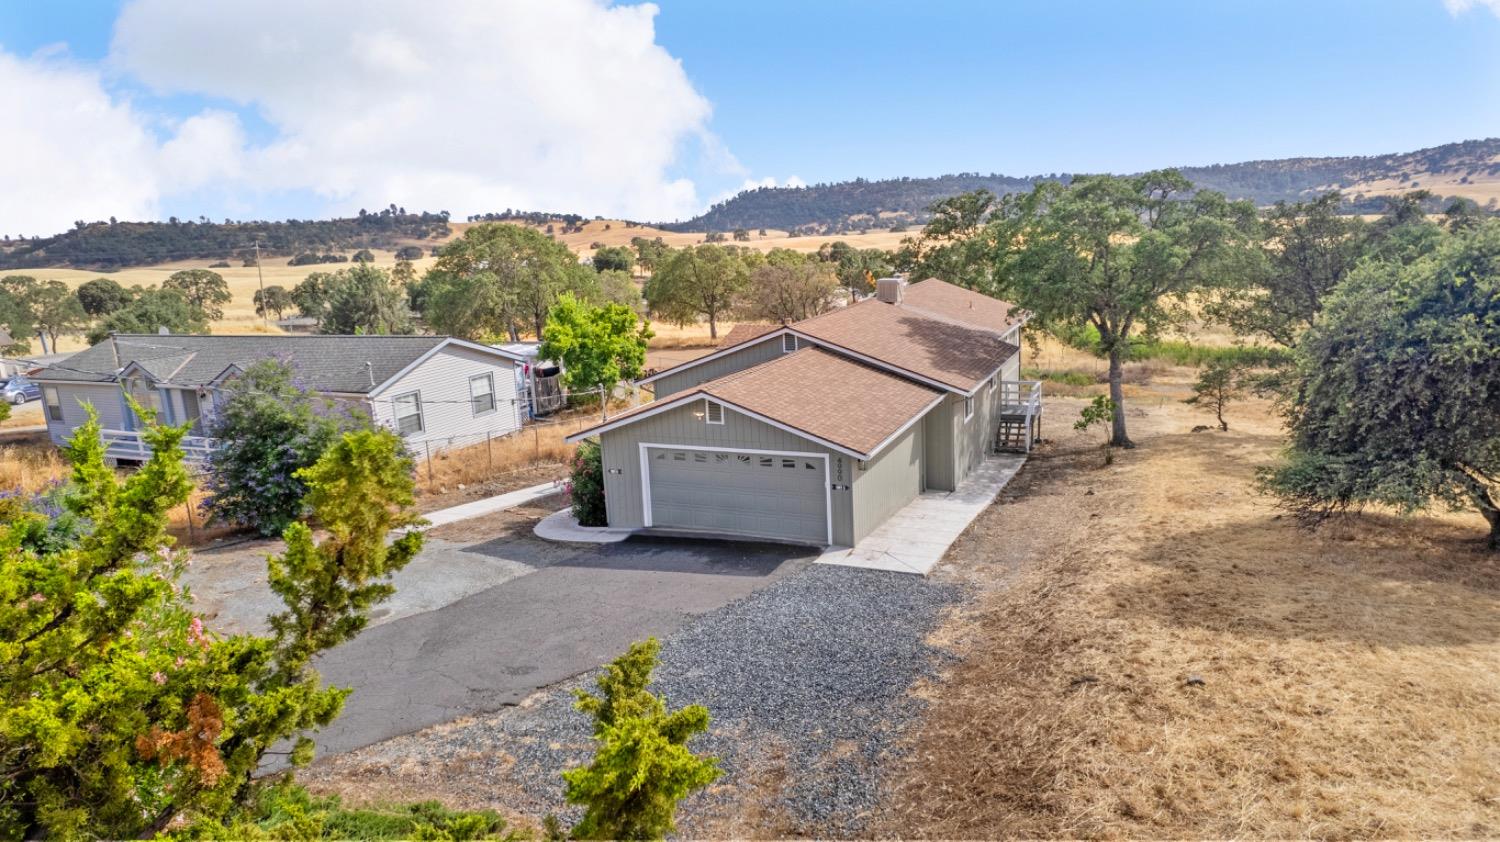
[645,447,829,544]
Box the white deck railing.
[99,428,220,464]
[996,379,1043,417]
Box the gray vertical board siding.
[851,419,924,542]
[369,346,524,454]
[952,373,1003,485]
[922,398,955,492]
[597,398,855,546]
[648,336,786,397]
[46,383,127,445]
[1002,352,1020,383]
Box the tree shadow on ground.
[1109,429,1500,648]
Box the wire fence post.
[184,491,196,543]
[533,423,540,462]
[486,431,493,471]
[600,384,608,422]
[424,440,434,488]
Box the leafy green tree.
[598,269,644,314]
[539,293,653,395]
[76,277,135,317]
[0,277,37,354]
[592,245,635,274]
[421,223,595,340]
[643,245,749,340]
[318,263,414,335]
[564,638,720,840]
[895,190,1001,291]
[253,284,294,320]
[291,271,336,320]
[0,409,422,837]
[391,257,418,289]
[835,247,894,297]
[738,260,838,323]
[990,171,1259,446]
[87,287,208,343]
[203,359,366,536]
[1207,192,1358,347]
[1264,221,1500,549]
[163,269,232,321]
[351,248,376,263]
[1074,395,1117,465]
[630,237,670,274]
[1184,359,1246,431]
[1,277,87,354]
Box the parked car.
[2,376,41,404]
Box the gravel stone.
[324,564,964,837]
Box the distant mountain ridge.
[666,138,1500,235]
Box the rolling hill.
[666,138,1500,234]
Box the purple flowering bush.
[202,359,369,536]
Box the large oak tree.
[989,171,1259,446]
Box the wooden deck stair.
[993,380,1043,454]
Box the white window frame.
[43,386,62,422]
[964,394,975,421]
[704,399,725,425]
[782,334,797,353]
[469,373,496,416]
[392,391,424,435]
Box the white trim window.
[964,394,975,421]
[392,391,424,435]
[782,334,797,353]
[705,399,725,425]
[469,373,496,415]
[43,386,62,422]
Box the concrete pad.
[421,479,563,528]
[534,508,634,543]
[816,452,1027,576]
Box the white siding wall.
[40,382,127,446]
[368,346,524,454]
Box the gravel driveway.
[304,564,963,837]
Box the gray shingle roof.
[35,334,464,394]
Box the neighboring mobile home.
[33,334,529,463]
[566,277,1040,547]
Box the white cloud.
[0,50,161,234]
[0,0,730,234]
[1443,0,1500,15]
[710,175,807,206]
[108,0,719,222]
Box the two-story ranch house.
[33,334,530,463]
[565,277,1040,547]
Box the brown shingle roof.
[901,278,1024,335]
[574,348,940,456]
[793,299,1018,392]
[718,322,779,348]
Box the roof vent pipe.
[875,276,906,305]
[364,360,374,387]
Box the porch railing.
[996,379,1042,418]
[99,428,220,465]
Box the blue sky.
[1,0,1497,231]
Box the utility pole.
[252,239,267,326]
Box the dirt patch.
[425,493,566,542]
[414,462,565,514]
[872,377,1500,838]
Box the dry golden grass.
[414,415,590,492]
[874,372,1500,839]
[0,438,69,494]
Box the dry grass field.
[872,365,1500,839]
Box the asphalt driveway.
[307,531,815,758]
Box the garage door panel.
[646,447,828,544]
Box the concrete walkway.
[534,508,633,543]
[817,453,1027,576]
[421,479,563,528]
